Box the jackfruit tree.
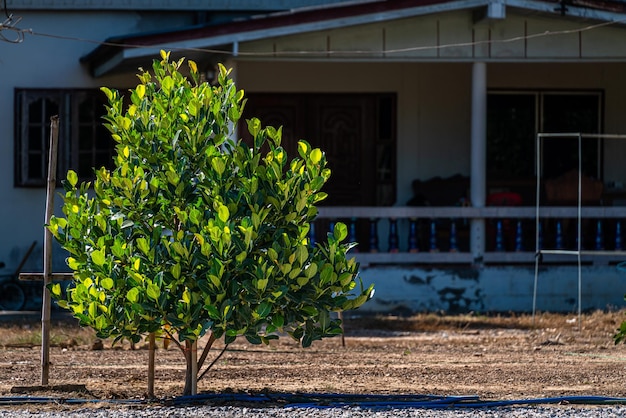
[47,51,374,396]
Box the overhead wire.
[0,0,25,44]
[1,11,626,55]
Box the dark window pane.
[542,94,600,179]
[28,127,42,151]
[44,98,59,121]
[487,94,536,180]
[78,96,96,123]
[95,151,112,169]
[28,99,43,123]
[28,154,42,179]
[78,155,93,179]
[79,126,93,151]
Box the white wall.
[237,61,474,206]
[0,11,143,270]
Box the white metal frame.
[533,133,626,325]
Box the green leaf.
[247,118,261,138]
[88,302,98,319]
[67,257,80,270]
[310,148,322,164]
[66,170,78,187]
[182,288,191,304]
[217,204,229,223]
[50,283,62,297]
[297,141,309,159]
[147,283,160,301]
[171,263,181,280]
[91,249,106,267]
[295,245,308,266]
[235,251,247,264]
[136,84,145,99]
[257,278,268,292]
[136,237,150,255]
[255,302,271,319]
[211,157,226,176]
[101,278,114,290]
[272,314,284,328]
[161,75,174,94]
[126,287,140,303]
[333,222,348,242]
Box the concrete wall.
[358,265,626,314]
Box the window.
[487,91,603,181]
[15,89,113,187]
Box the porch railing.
[315,206,626,266]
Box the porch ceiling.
[81,0,626,77]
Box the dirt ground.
[1,310,626,403]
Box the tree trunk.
[147,332,155,398]
[182,340,198,396]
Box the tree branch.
[197,343,229,382]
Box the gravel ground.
[2,405,626,417]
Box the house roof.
[81,0,626,77]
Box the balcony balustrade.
[313,206,626,266]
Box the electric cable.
[2,11,626,55]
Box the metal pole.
[42,115,59,385]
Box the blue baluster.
[369,218,379,253]
[348,217,359,253]
[616,221,623,251]
[495,220,505,252]
[429,220,438,252]
[388,218,399,253]
[329,220,335,235]
[309,222,316,248]
[595,219,604,251]
[537,220,543,251]
[449,220,458,252]
[408,218,419,253]
[555,220,564,250]
[515,220,524,252]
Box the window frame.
[487,89,604,181]
[14,88,113,187]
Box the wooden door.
[242,93,389,207]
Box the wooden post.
[148,333,155,398]
[41,115,59,386]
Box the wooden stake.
[41,115,59,386]
[148,333,155,398]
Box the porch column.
[470,62,487,265]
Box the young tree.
[47,51,374,396]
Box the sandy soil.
[1,310,626,402]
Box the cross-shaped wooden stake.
[15,115,61,386]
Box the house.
[3,0,626,313]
